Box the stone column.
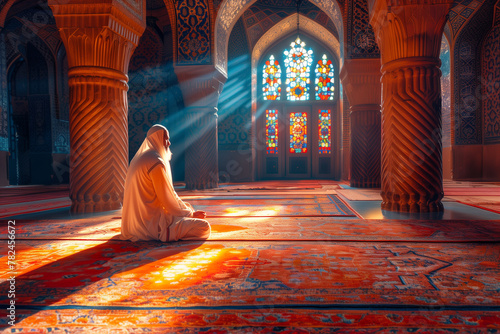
[174,65,226,190]
[48,0,145,213]
[340,59,381,188]
[369,0,453,213]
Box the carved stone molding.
[49,0,146,213]
[174,65,227,107]
[340,58,381,106]
[369,0,454,64]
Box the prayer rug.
[1,240,499,331]
[4,217,500,242]
[189,194,355,217]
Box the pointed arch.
[215,0,343,76]
[251,13,340,111]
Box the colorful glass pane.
[318,109,331,154]
[263,55,281,100]
[289,112,307,153]
[284,37,313,101]
[315,54,335,100]
[266,109,279,154]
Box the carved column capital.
[48,0,146,74]
[174,65,227,108]
[369,0,454,64]
[340,58,382,106]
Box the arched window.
[315,54,335,100]
[284,37,313,101]
[263,55,281,100]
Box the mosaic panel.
[177,0,211,64]
[449,0,486,36]
[318,109,331,154]
[453,0,495,145]
[266,109,279,154]
[289,112,307,153]
[263,55,281,100]
[482,24,500,144]
[315,54,334,101]
[53,119,69,154]
[242,3,339,51]
[215,0,342,74]
[285,37,313,101]
[346,0,379,59]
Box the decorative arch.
[0,0,17,28]
[251,13,340,111]
[215,0,343,76]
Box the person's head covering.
[133,124,171,164]
[131,124,173,184]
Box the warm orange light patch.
[222,206,282,216]
[210,224,249,233]
[120,244,253,290]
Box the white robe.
[121,125,210,242]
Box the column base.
[70,193,122,214]
[381,192,444,213]
[350,179,380,188]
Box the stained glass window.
[266,109,279,154]
[318,109,331,154]
[289,112,307,153]
[284,37,313,101]
[315,54,335,100]
[263,55,281,100]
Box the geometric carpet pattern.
[1,182,500,332]
[4,216,500,242]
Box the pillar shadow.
[0,237,207,326]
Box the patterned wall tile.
[449,0,486,36]
[453,0,495,145]
[482,23,500,144]
[346,0,379,59]
[242,0,339,51]
[176,0,211,64]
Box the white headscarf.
[131,124,173,185]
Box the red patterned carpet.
[1,182,500,333]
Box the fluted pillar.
[340,59,381,188]
[49,0,145,213]
[369,0,453,213]
[174,65,226,190]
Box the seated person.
[121,124,210,242]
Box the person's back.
[121,124,210,242]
